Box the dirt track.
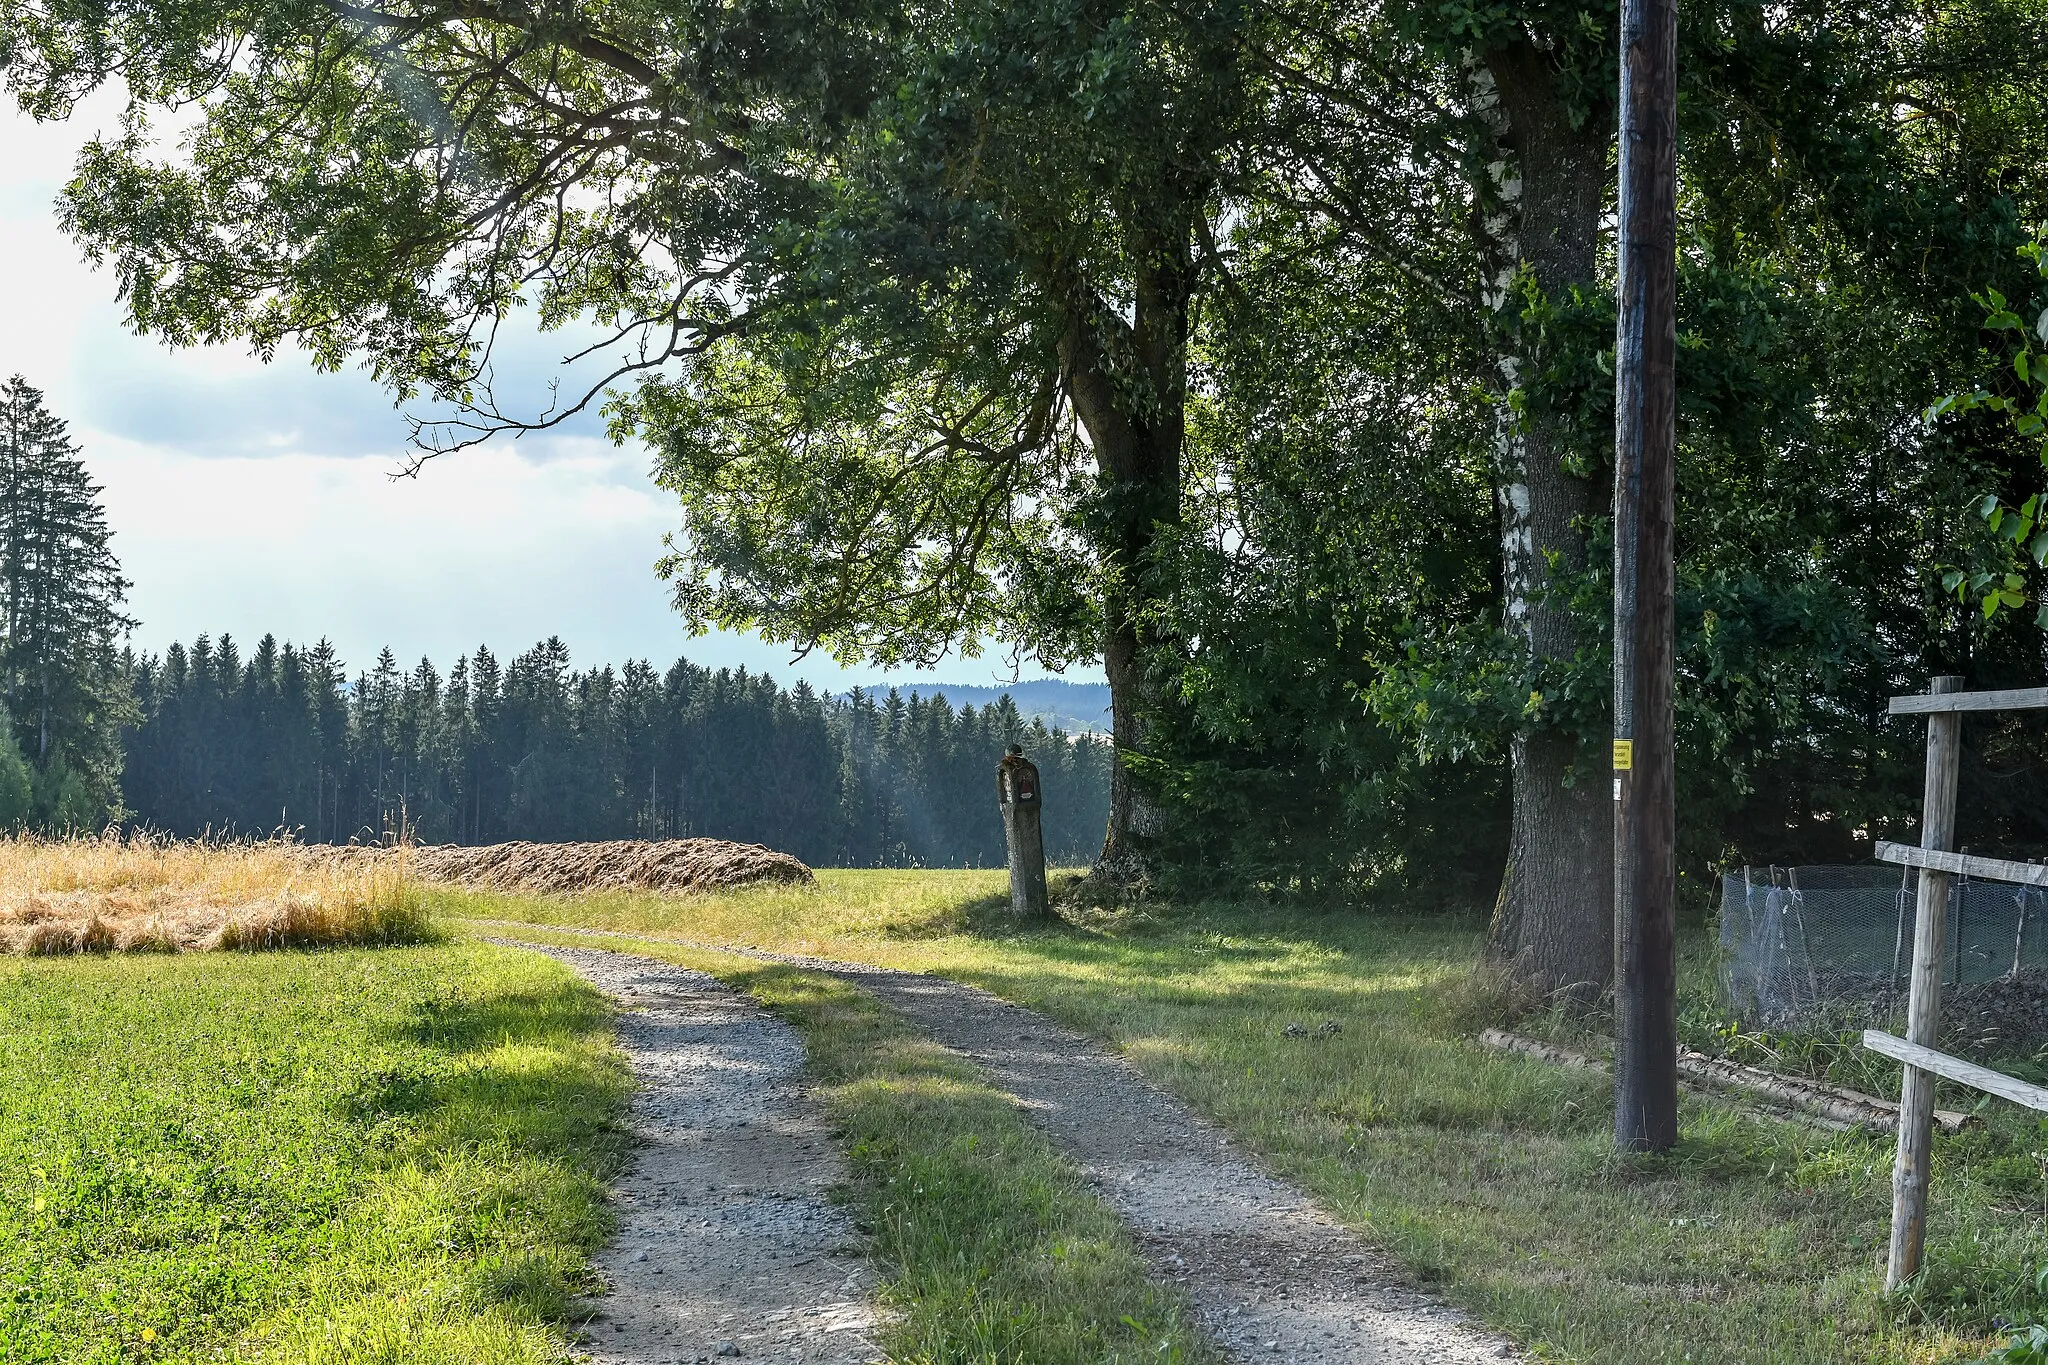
[488,926,1522,1364]
[494,941,881,1365]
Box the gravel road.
[737,949,1522,1365]
[488,926,1523,1365]
[494,942,882,1365]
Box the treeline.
[118,633,1112,868]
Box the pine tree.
[0,376,134,826]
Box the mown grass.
[452,872,2048,1364]
[472,921,1217,1365]
[0,941,630,1363]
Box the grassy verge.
[474,922,1216,1365]
[0,942,629,1363]
[448,874,2048,1364]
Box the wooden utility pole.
[1611,0,1680,1153]
[1887,674,1964,1289]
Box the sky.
[0,92,1095,694]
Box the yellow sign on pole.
[1612,739,1634,771]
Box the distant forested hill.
[850,680,1110,734]
[119,635,1112,868]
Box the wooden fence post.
[1887,674,1965,1291]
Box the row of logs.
[1478,1028,1971,1134]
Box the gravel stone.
[493,941,882,1365]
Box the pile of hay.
[303,838,814,896]
[0,834,429,955]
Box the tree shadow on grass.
[347,975,630,1173]
[399,980,613,1054]
[335,973,633,1326]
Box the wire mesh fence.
[1721,864,2048,1031]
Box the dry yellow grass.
[0,834,432,954]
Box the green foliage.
[1133,60,2023,896]
[28,755,95,833]
[0,942,631,1362]
[1140,0,2048,894]
[0,712,32,831]
[10,0,2048,895]
[1982,1314,2048,1364]
[1121,215,1505,901]
[635,329,1100,672]
[0,0,1255,730]
[1497,270,1620,482]
[1933,225,2048,624]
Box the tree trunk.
[1057,229,1192,885]
[1474,42,1614,1004]
[1097,595,1172,878]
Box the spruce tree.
[0,376,133,826]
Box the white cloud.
[92,436,683,675]
[0,97,1097,693]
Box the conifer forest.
[121,635,1115,867]
[4,373,1114,868]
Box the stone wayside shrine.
[996,745,1051,918]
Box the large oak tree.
[1,0,1263,876]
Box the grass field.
[12,862,2046,1364]
[0,882,1219,1365]
[458,870,2048,1365]
[0,942,629,1363]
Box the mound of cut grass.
[303,836,813,897]
[0,833,432,954]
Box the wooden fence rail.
[1874,840,2048,888]
[1863,1030,2048,1113]
[1889,686,2048,715]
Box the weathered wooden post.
[997,744,1050,918]
[1888,674,1964,1290]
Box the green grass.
[451,872,2048,1364]
[471,922,1217,1365]
[0,942,631,1364]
